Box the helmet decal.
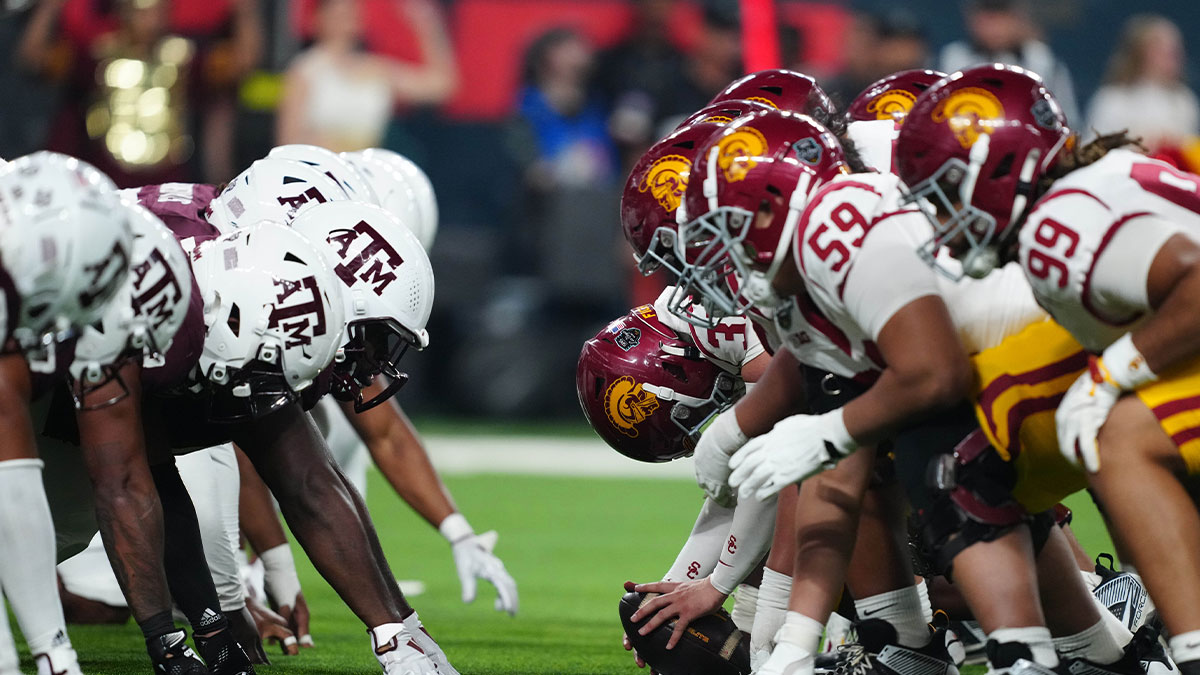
[613,327,642,351]
[130,248,185,331]
[744,96,778,109]
[78,241,130,310]
[326,219,405,296]
[791,137,823,166]
[639,154,692,213]
[1031,99,1063,132]
[717,128,769,182]
[604,375,660,438]
[865,89,918,121]
[931,87,1005,149]
[268,276,329,349]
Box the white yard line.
[420,435,695,480]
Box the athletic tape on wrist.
[260,544,302,609]
[1102,333,1157,390]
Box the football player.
[0,152,133,675]
[894,63,1200,675]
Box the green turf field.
[11,467,1117,674]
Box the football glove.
[728,409,855,501]
[441,514,519,616]
[1056,334,1156,473]
[693,410,748,508]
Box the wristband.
[259,543,302,609]
[1099,333,1157,390]
[823,408,856,457]
[438,513,474,544]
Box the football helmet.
[710,69,836,118]
[0,151,132,368]
[846,69,946,123]
[289,201,433,412]
[190,222,346,422]
[206,158,350,231]
[68,200,193,408]
[339,151,425,250]
[895,64,1070,279]
[675,110,847,320]
[267,144,379,205]
[350,149,438,250]
[624,101,773,278]
[576,306,744,463]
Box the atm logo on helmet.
[716,127,768,183]
[931,87,1005,149]
[268,276,328,350]
[639,155,691,213]
[326,220,405,296]
[866,90,917,121]
[604,375,660,438]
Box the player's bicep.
[842,233,940,341]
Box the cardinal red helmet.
[846,69,946,123]
[673,110,846,321]
[895,64,1071,278]
[622,102,771,277]
[710,69,836,118]
[576,306,743,463]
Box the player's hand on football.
[629,578,728,650]
[451,530,519,616]
[1056,364,1120,473]
[623,631,659,674]
[693,410,749,507]
[276,591,313,649]
[729,410,856,501]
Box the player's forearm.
[369,430,457,529]
[710,492,777,594]
[733,351,806,437]
[1132,262,1200,376]
[662,498,735,582]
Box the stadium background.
[0,2,1181,672]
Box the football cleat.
[1093,554,1152,633]
[985,642,1056,675]
[814,619,959,675]
[34,640,83,675]
[194,629,255,675]
[370,623,440,675]
[759,641,821,675]
[147,630,209,675]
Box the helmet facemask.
[331,318,414,413]
[641,351,745,451]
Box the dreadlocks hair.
[1038,130,1146,193]
[808,104,871,175]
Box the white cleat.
[402,613,460,675]
[757,642,816,675]
[35,642,84,675]
[370,623,439,675]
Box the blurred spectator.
[823,12,882,105]
[939,0,1079,124]
[1086,14,1198,152]
[654,4,743,133]
[276,0,456,152]
[18,0,261,187]
[874,10,930,77]
[593,0,688,165]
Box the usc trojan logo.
[716,128,768,183]
[604,375,660,438]
[931,87,1005,149]
[866,90,917,122]
[639,155,691,212]
[744,96,778,109]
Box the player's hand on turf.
[728,410,856,500]
[277,591,313,648]
[451,530,519,616]
[1056,364,1120,473]
[247,595,299,655]
[694,410,749,508]
[630,578,728,650]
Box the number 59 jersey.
[1018,149,1200,352]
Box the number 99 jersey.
[1017,149,1200,352]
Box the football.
[618,590,751,675]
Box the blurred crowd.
[1,0,1198,418]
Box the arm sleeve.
[662,498,735,583]
[709,492,778,594]
[842,220,941,341]
[1091,214,1185,313]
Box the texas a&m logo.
[276,186,329,215]
[268,276,328,350]
[326,220,405,296]
[130,248,185,331]
[78,242,130,310]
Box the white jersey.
[846,119,898,174]
[653,287,765,372]
[1018,149,1200,352]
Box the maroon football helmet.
[710,69,837,118]
[623,101,773,278]
[673,110,847,320]
[895,64,1071,278]
[846,69,946,123]
[576,306,744,463]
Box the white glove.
[441,514,519,616]
[402,612,460,675]
[728,409,856,501]
[1055,334,1156,473]
[693,410,748,507]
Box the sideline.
[421,434,694,480]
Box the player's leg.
[1090,397,1200,672]
[751,485,797,667]
[0,594,17,675]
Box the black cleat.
[147,630,208,675]
[816,618,960,675]
[194,629,255,675]
[1093,554,1151,632]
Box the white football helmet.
[68,200,194,408]
[268,144,380,205]
[339,152,424,250]
[190,221,346,421]
[349,149,438,249]
[290,201,433,411]
[205,158,349,232]
[0,151,132,368]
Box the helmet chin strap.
[640,382,708,408]
[1009,148,1042,229]
[704,146,721,213]
[959,134,990,208]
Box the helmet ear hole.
[284,252,305,264]
[661,361,689,384]
[226,303,241,337]
[990,153,1015,179]
[593,376,605,399]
